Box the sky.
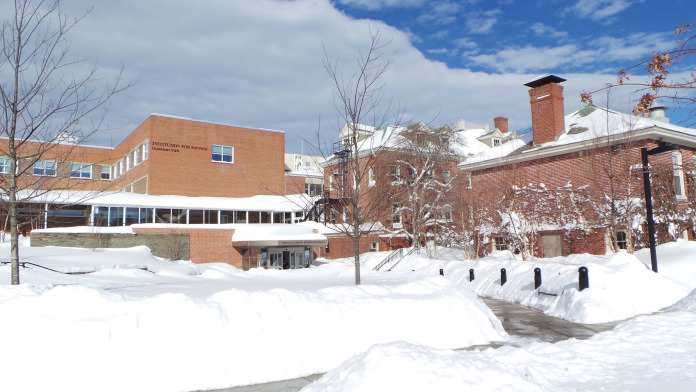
[8,0,693,153]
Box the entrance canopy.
[231,222,327,247]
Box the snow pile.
[635,239,696,289]
[303,301,696,391]
[391,248,690,324]
[0,278,504,392]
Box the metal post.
[641,147,658,273]
[578,266,589,291]
[500,268,507,286]
[469,268,475,282]
[534,267,541,290]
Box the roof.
[148,113,284,134]
[524,74,567,88]
[10,190,315,212]
[231,223,327,245]
[459,104,696,170]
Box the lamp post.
[641,142,676,273]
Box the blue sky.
[334,0,693,74]
[7,0,691,151]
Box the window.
[390,165,401,185]
[304,182,322,196]
[93,206,109,226]
[234,211,247,224]
[494,236,508,251]
[155,208,171,223]
[466,173,472,190]
[139,208,153,224]
[0,156,9,174]
[125,208,139,225]
[369,241,379,252]
[126,154,131,171]
[189,210,204,224]
[132,147,141,166]
[673,151,686,199]
[260,211,271,223]
[100,165,111,180]
[109,207,124,226]
[220,210,235,224]
[212,144,234,163]
[329,173,334,191]
[248,211,260,224]
[119,159,125,176]
[70,163,92,179]
[392,203,402,226]
[205,210,219,224]
[440,206,453,222]
[493,138,501,147]
[34,160,56,176]
[616,231,628,250]
[441,170,450,181]
[368,167,376,187]
[142,142,149,161]
[171,209,186,224]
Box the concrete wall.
[31,232,190,260]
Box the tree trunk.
[353,234,361,285]
[9,172,19,285]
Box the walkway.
[197,298,617,392]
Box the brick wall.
[133,227,243,267]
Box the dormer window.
[493,138,501,147]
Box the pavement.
[197,298,618,392]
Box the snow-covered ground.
[303,289,696,391]
[0,243,504,392]
[386,245,694,324]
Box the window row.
[0,157,113,180]
[92,206,304,226]
[113,141,149,179]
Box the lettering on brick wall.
[152,141,208,153]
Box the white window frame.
[119,159,125,175]
[390,165,401,185]
[212,144,234,163]
[0,156,9,174]
[368,167,375,187]
[33,160,57,177]
[466,173,472,190]
[493,138,501,147]
[69,162,92,179]
[369,241,379,252]
[142,141,149,161]
[100,164,112,181]
[392,203,402,228]
[673,151,686,200]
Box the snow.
[303,294,696,391]
[33,225,135,234]
[7,189,315,212]
[634,239,696,289]
[461,138,526,165]
[0,242,504,392]
[231,222,327,243]
[387,246,692,324]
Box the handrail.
[386,246,418,272]
[372,248,403,271]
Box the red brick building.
[458,75,696,257]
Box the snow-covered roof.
[231,223,327,245]
[459,104,696,170]
[284,153,324,177]
[12,190,315,212]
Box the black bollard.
[578,266,589,291]
[500,268,507,286]
[534,267,542,290]
[439,268,444,276]
[469,268,475,282]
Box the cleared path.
[197,298,617,392]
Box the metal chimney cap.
[524,75,567,88]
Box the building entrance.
[261,246,311,269]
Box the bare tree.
[321,30,399,285]
[393,122,456,253]
[0,0,124,284]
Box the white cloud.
[416,0,462,25]
[568,0,636,21]
[336,0,426,10]
[465,9,500,34]
[469,31,673,73]
[530,22,568,39]
[40,0,622,151]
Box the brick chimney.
[525,75,566,145]
[494,116,508,133]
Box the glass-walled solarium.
[92,206,305,227]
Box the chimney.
[494,116,509,133]
[648,106,669,123]
[525,75,566,145]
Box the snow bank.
[391,248,691,324]
[635,239,696,289]
[0,278,504,392]
[303,305,696,391]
